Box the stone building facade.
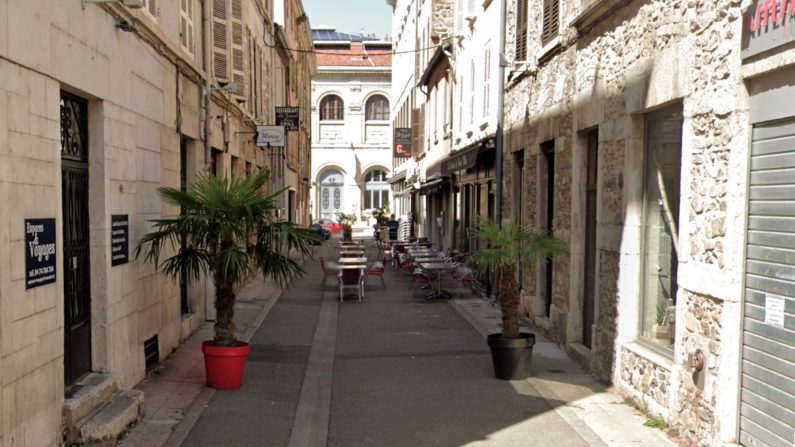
[0,0,314,444]
[310,29,393,223]
[504,0,795,445]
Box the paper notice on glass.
[764,294,786,328]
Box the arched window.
[320,95,344,121]
[364,169,389,210]
[365,95,389,121]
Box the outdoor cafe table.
[340,250,366,257]
[419,261,454,299]
[338,257,367,265]
[413,254,441,263]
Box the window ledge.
[622,341,674,371]
[320,120,344,124]
[569,0,627,33]
[537,36,562,64]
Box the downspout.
[495,0,506,226]
[203,0,212,172]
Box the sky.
[302,0,393,39]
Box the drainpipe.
[495,0,507,226]
[203,0,212,172]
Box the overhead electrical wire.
[262,39,452,57]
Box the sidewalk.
[121,239,675,447]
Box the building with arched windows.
[310,28,393,225]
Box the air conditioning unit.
[121,0,145,8]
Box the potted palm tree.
[470,216,566,380]
[134,169,318,389]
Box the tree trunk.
[213,279,237,347]
[499,263,520,339]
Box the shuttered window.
[142,0,159,20]
[212,0,229,83]
[411,106,425,155]
[482,45,491,118]
[514,0,527,61]
[231,0,245,97]
[541,0,559,46]
[180,0,194,56]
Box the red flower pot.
[202,340,251,389]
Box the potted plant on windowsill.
[338,212,355,241]
[134,169,318,389]
[652,297,673,344]
[470,216,566,380]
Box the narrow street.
[122,238,673,447]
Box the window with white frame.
[364,170,389,210]
[365,95,390,121]
[180,0,194,55]
[320,95,344,121]
[639,105,683,351]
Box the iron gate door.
[741,118,795,447]
[61,92,92,385]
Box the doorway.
[61,91,92,385]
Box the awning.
[387,171,406,184]
[418,177,448,195]
[441,146,480,176]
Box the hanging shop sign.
[25,218,56,289]
[275,107,299,131]
[256,125,285,147]
[111,214,129,266]
[742,0,795,59]
[394,128,412,158]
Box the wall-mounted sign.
[742,0,795,59]
[394,128,412,158]
[275,107,299,131]
[25,218,56,289]
[441,147,479,176]
[764,293,787,328]
[256,125,285,147]
[111,214,129,266]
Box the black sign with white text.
[275,107,300,131]
[25,218,56,289]
[394,128,412,158]
[111,214,129,266]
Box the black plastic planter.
[487,333,536,380]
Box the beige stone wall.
[503,0,749,443]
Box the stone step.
[63,373,118,443]
[78,390,144,446]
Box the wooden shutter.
[454,0,464,37]
[541,0,559,46]
[143,0,158,20]
[417,105,425,155]
[483,46,491,118]
[411,108,420,156]
[180,0,194,55]
[212,0,229,82]
[515,0,527,61]
[231,0,246,97]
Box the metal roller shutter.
[741,118,795,447]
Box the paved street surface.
[122,238,675,447]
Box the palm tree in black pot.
[470,215,566,380]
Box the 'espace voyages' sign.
[111,214,129,266]
[25,218,56,289]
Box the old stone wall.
[675,290,724,446]
[503,0,747,442]
[620,347,671,408]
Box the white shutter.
[142,0,159,20]
[212,0,229,82]
[231,0,246,97]
[454,0,464,37]
[482,46,491,118]
[180,0,194,55]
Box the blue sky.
[302,0,392,38]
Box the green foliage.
[469,215,566,279]
[134,169,318,345]
[373,198,391,225]
[644,414,667,429]
[656,296,668,325]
